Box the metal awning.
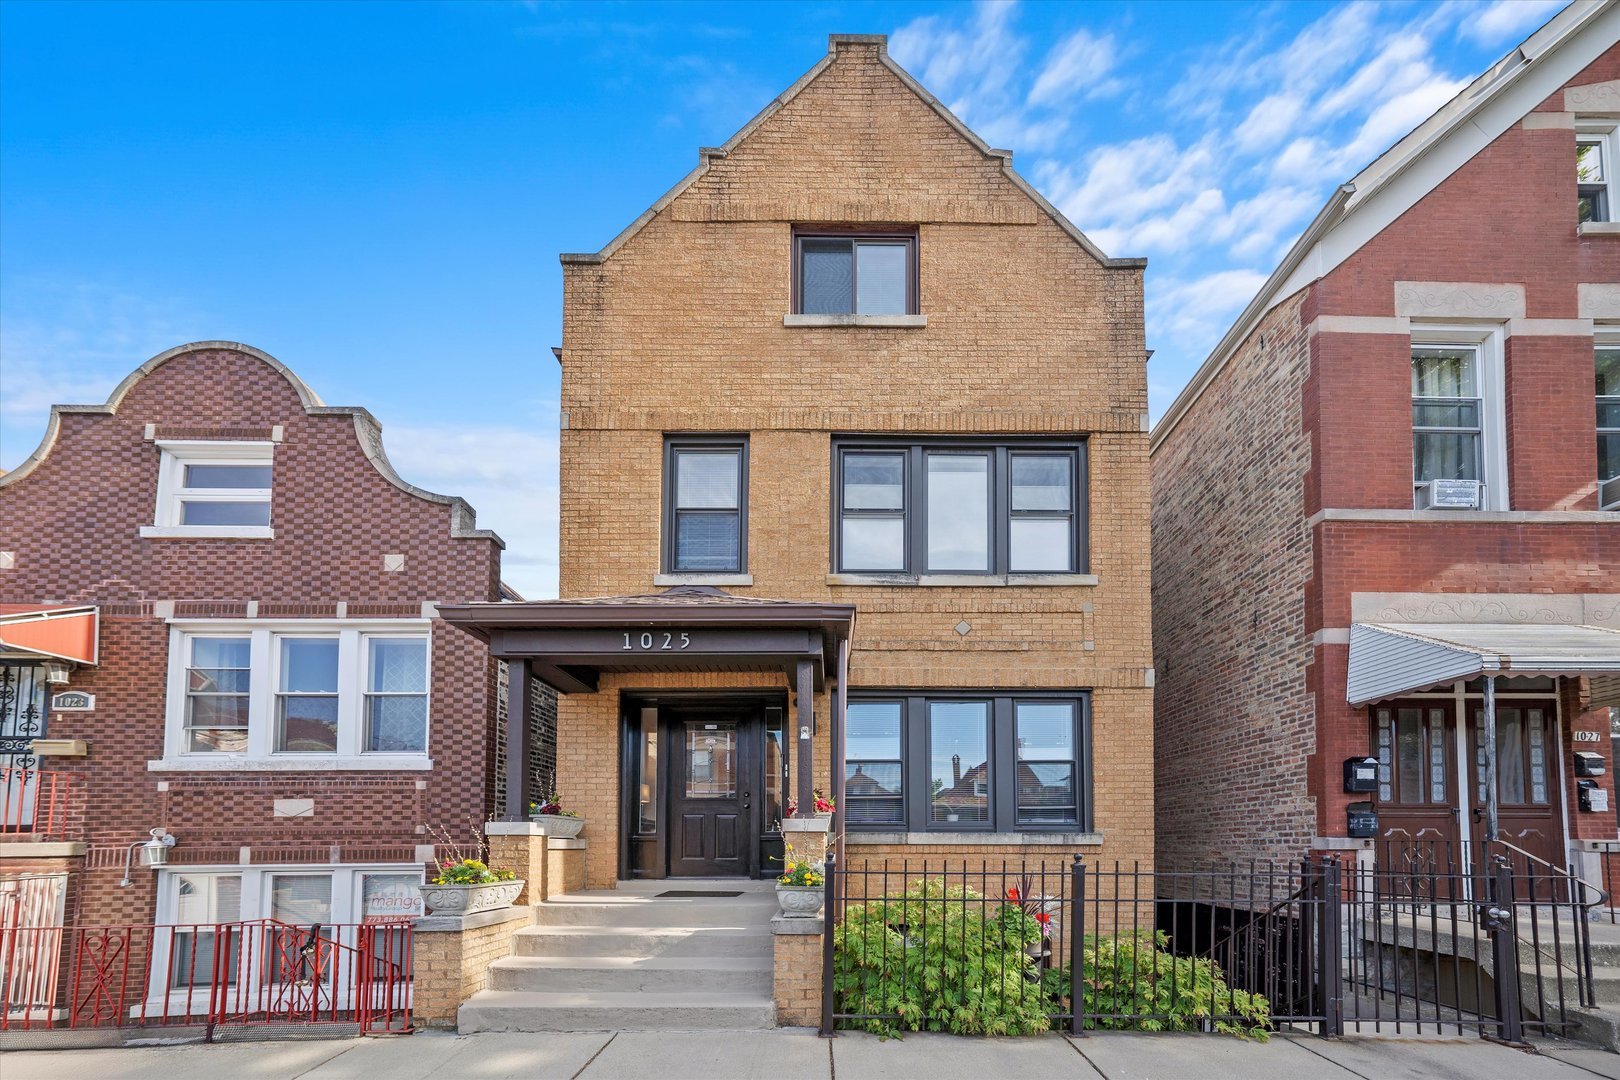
[1347,622,1620,706]
[0,606,99,665]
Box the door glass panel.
[1498,709,1526,804]
[1396,707,1425,805]
[1527,709,1548,805]
[1376,709,1393,802]
[764,707,785,826]
[1428,708,1447,803]
[685,722,736,799]
[636,707,658,834]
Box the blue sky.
[0,0,1568,597]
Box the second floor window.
[1600,344,1619,511]
[664,439,747,574]
[1412,345,1485,509]
[834,440,1086,577]
[1578,123,1617,224]
[794,231,916,315]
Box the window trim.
[1598,333,1619,511]
[1577,121,1618,226]
[662,436,749,576]
[1408,328,1508,512]
[157,621,433,770]
[792,227,919,317]
[845,690,1092,835]
[142,440,275,539]
[831,438,1088,579]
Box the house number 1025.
[623,632,692,651]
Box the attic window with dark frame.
[793,230,917,316]
[663,437,748,574]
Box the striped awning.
[1347,622,1620,706]
[0,606,99,665]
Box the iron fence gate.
[820,848,1604,1042]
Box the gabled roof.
[560,34,1143,271]
[1151,0,1619,452]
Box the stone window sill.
[827,572,1098,587]
[140,526,275,540]
[1578,221,1620,237]
[783,314,928,328]
[848,831,1103,846]
[652,573,753,586]
[148,755,432,772]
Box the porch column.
[505,657,531,822]
[796,659,814,818]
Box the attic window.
[793,230,916,315]
[141,441,275,539]
[1577,123,1617,224]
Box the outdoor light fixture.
[118,827,176,887]
[44,662,71,686]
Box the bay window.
[833,439,1087,578]
[844,692,1090,834]
[162,622,432,768]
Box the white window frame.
[148,864,423,1014]
[1577,120,1619,226]
[155,621,433,771]
[1599,329,1620,511]
[1409,326,1509,512]
[141,440,275,539]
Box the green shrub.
[831,877,1052,1037]
[1046,930,1271,1040]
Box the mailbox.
[1343,756,1378,793]
[1346,801,1379,838]
[1579,780,1610,814]
[1575,752,1607,778]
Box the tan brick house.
[1152,3,1619,885]
[0,342,552,994]
[442,34,1152,893]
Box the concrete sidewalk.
[4,1029,1620,1080]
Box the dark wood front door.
[1465,699,1562,868]
[667,709,757,877]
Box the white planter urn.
[418,879,524,917]
[776,884,825,919]
[530,813,585,839]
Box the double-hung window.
[1412,345,1485,508]
[1599,343,1620,511]
[1578,123,1618,225]
[794,231,916,315]
[844,692,1090,834]
[144,441,274,538]
[164,623,431,766]
[834,440,1086,578]
[663,439,747,574]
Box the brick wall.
[772,929,823,1027]
[412,908,532,1029]
[555,37,1152,881]
[0,344,512,925]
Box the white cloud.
[384,424,560,600]
[1234,94,1305,153]
[1028,28,1118,106]
[1148,269,1269,349]
[1458,0,1565,45]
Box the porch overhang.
[1347,622,1620,707]
[0,606,99,666]
[436,587,856,694]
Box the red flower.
[1007,886,1021,901]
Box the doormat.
[655,890,744,898]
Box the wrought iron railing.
[0,768,80,837]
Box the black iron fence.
[820,847,1602,1042]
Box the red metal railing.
[0,768,76,836]
[1,919,412,1037]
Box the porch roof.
[437,586,855,694]
[1346,622,1620,706]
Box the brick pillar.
[781,817,832,870]
[411,906,534,1029]
[772,914,824,1028]
[545,840,588,897]
[484,822,548,905]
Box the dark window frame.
[831,438,1088,577]
[843,698,906,827]
[845,690,1092,834]
[791,226,919,316]
[662,436,749,574]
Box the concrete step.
[532,896,778,929]
[489,954,773,993]
[512,924,773,959]
[457,990,776,1032]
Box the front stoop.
[457,879,779,1032]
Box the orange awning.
[0,606,99,665]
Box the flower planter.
[418,879,524,917]
[529,813,584,839]
[776,884,825,919]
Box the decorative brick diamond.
[954,620,972,636]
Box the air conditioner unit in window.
[1424,479,1481,510]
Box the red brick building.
[0,342,546,955]
[1152,5,1619,885]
